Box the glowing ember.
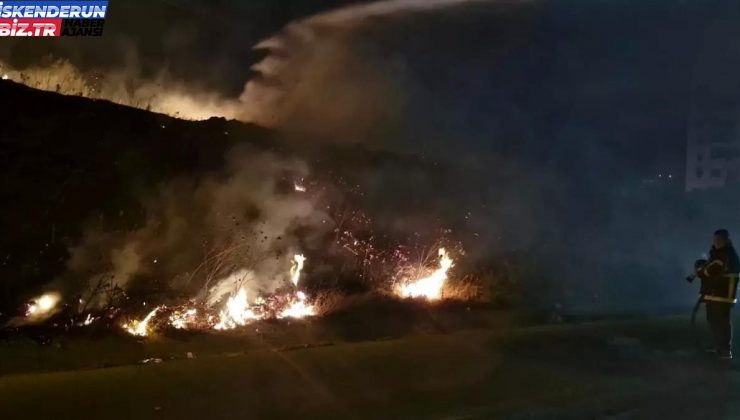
[122,307,161,337]
[278,291,316,319]
[25,292,61,318]
[398,248,454,300]
[294,182,306,192]
[290,254,307,287]
[81,313,96,326]
[213,288,260,330]
[169,308,198,329]
[1,74,7,80]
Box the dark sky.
[0,0,366,91]
[381,0,738,174]
[1,0,739,177]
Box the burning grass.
[114,246,483,337]
[7,243,498,340]
[7,243,510,349]
[396,248,454,300]
[114,254,317,337]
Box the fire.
[25,292,61,318]
[169,308,198,329]
[279,254,316,318]
[117,253,316,335]
[290,254,306,286]
[122,306,161,337]
[213,288,260,330]
[278,291,316,319]
[81,313,96,326]
[398,248,454,300]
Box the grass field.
[1,313,739,419]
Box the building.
[686,107,740,191]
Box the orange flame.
[398,248,453,300]
[122,306,162,337]
[213,287,260,330]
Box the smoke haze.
[63,148,331,308]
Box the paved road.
[2,318,739,419]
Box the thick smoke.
[0,59,244,121]
[63,148,331,308]
[240,0,536,145]
[0,0,533,132]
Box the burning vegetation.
[15,242,466,338]
[94,246,460,337]
[24,292,61,322]
[397,248,454,300]
[6,144,473,338]
[0,37,484,338]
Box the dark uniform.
[697,243,740,355]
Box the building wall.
[686,109,740,191]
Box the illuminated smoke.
[65,151,330,309]
[0,0,528,128]
[0,59,243,121]
[239,0,530,137]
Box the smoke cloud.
[63,148,331,308]
[0,0,535,137]
[0,58,245,121]
[240,0,537,145]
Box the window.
[711,168,722,178]
[696,168,704,178]
[698,153,704,162]
[710,146,740,161]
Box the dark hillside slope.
[0,81,274,312]
[0,81,446,316]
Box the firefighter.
[695,229,740,359]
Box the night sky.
[1,0,738,180]
[0,0,740,173]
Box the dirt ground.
[1,313,739,419]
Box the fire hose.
[687,259,707,349]
[690,294,704,348]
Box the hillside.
[0,81,274,313]
[0,80,453,316]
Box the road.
[1,317,739,419]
